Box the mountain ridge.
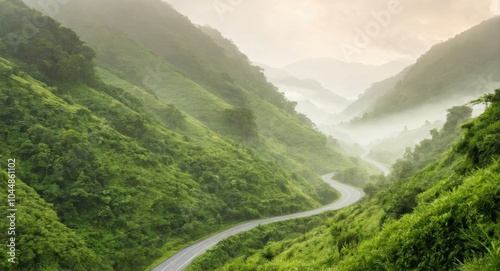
[351,16,500,123]
[281,57,411,98]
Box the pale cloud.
[492,0,500,14]
[164,0,496,66]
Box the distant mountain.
[368,120,444,165]
[319,17,500,144]
[259,64,350,124]
[282,58,412,98]
[352,17,500,124]
[338,66,411,121]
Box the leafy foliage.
[224,107,258,140]
[0,0,95,84]
[456,89,500,168]
[333,167,369,187]
[389,105,472,182]
[0,172,108,271]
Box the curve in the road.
[361,152,391,176]
[152,173,365,271]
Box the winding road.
[361,152,391,176]
[151,173,366,271]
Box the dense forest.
[0,1,365,270]
[187,91,500,270]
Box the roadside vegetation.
[187,92,500,271]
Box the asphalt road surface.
[361,152,391,176]
[152,173,365,271]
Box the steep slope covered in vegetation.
[21,0,357,175]
[0,53,333,270]
[367,120,444,165]
[0,1,353,270]
[338,67,410,121]
[187,91,500,271]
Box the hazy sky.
[164,0,498,67]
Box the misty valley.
[0,1,499,271]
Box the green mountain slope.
[187,90,500,271]
[0,1,359,270]
[21,0,355,175]
[367,120,444,165]
[338,66,410,121]
[351,17,500,123]
[0,171,106,271]
[0,54,335,270]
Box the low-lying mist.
[316,93,489,163]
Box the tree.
[333,167,369,187]
[224,107,258,140]
[443,105,472,132]
[162,104,186,129]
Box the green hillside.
[187,90,500,271]
[21,0,355,175]
[368,120,445,165]
[0,1,362,270]
[351,17,500,123]
[338,66,410,120]
[0,54,332,270]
